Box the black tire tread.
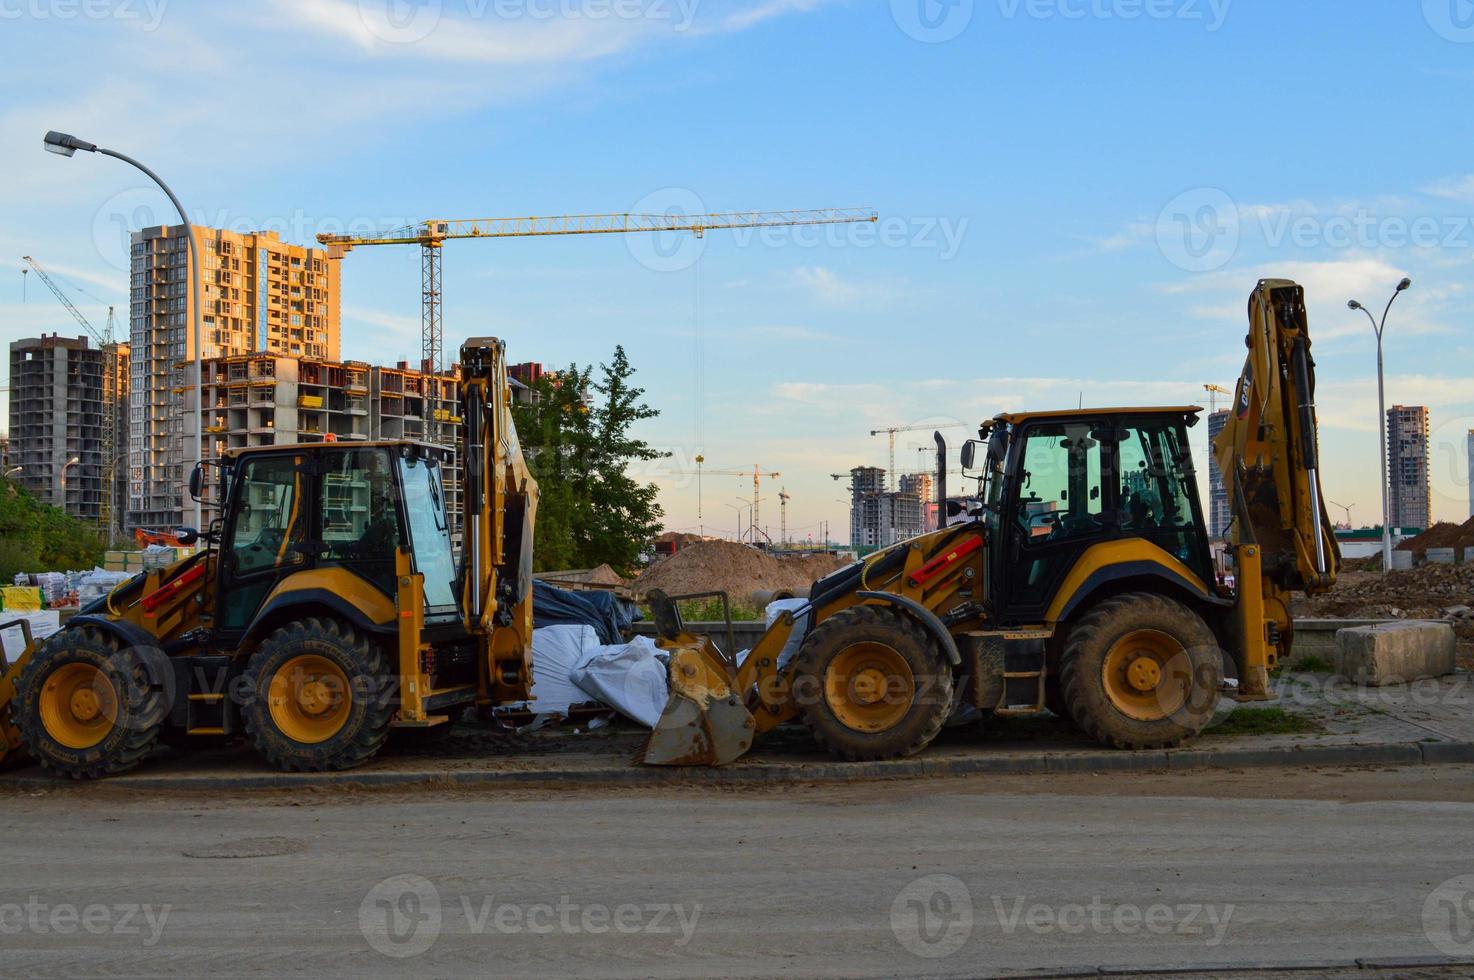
[1059,591,1222,751]
[242,617,394,773]
[792,604,955,762]
[14,627,166,780]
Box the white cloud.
[1422,175,1474,204]
[785,265,895,308]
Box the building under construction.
[7,334,127,527]
[846,466,924,548]
[128,225,340,530]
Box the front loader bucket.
[642,645,756,766]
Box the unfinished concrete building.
[128,225,340,530]
[1206,408,1230,538]
[847,466,924,548]
[185,353,465,533]
[8,334,120,524]
[1386,405,1431,531]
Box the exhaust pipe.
[934,430,947,529]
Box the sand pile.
[1396,517,1474,554]
[634,541,850,603]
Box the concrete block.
[1334,621,1457,686]
[1465,546,1474,564]
[1390,550,1414,570]
[1291,618,1395,664]
[1427,547,1456,565]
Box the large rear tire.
[15,627,167,779]
[242,618,394,772]
[1060,592,1222,750]
[792,605,954,761]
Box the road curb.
[5,739,1472,792]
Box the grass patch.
[1205,706,1321,737]
[1287,654,1336,673]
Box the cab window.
[318,448,401,597]
[1114,421,1205,572]
[226,455,305,574]
[1015,422,1105,545]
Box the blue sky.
[2,0,1472,542]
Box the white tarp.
[765,597,811,670]
[0,610,61,662]
[569,636,670,728]
[528,624,602,718]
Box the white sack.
[570,636,670,728]
[0,611,61,661]
[764,597,811,670]
[528,624,601,717]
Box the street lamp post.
[1348,277,1413,573]
[44,130,204,531]
[59,455,81,511]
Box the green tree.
[511,346,667,575]
[0,480,107,582]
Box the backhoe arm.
[1214,279,1340,693]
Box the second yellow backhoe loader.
[0,338,537,778]
[643,278,1340,765]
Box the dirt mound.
[535,565,628,587]
[634,541,850,603]
[1396,517,1474,554]
[1294,564,1474,667]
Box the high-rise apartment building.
[8,334,126,526]
[1206,409,1230,538]
[847,466,923,547]
[128,225,340,528]
[1386,405,1431,531]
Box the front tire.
[792,605,954,761]
[242,618,394,772]
[15,627,167,779]
[1060,592,1223,750]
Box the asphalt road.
[2,766,1473,978]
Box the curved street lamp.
[44,130,204,531]
[1348,276,1413,572]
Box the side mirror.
[960,439,979,470]
[187,464,204,501]
[945,500,965,517]
[174,527,200,546]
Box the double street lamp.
[43,130,204,531]
[1348,277,1413,573]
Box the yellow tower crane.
[316,207,878,381]
[869,423,965,491]
[698,464,781,544]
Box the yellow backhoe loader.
[643,278,1339,765]
[0,338,537,778]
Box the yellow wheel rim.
[268,654,351,744]
[1102,629,1189,722]
[39,663,119,750]
[823,642,915,733]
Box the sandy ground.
[3,766,1473,978]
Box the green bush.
[0,481,106,582]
